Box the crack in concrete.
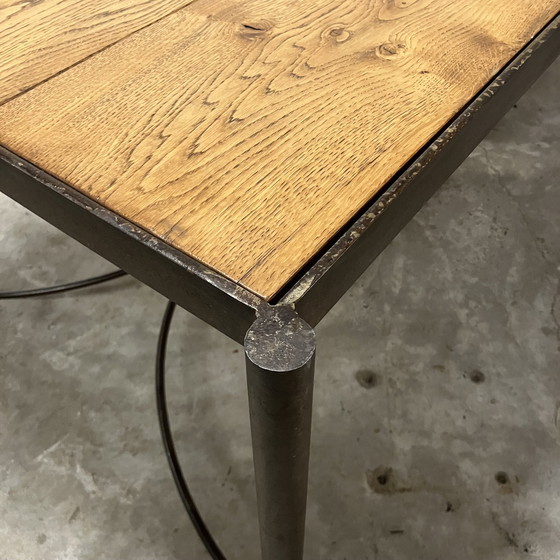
[551,285,560,345]
[482,146,553,267]
[482,146,560,345]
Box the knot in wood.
[377,41,407,59]
[393,0,418,7]
[325,25,351,43]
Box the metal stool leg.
[245,306,316,560]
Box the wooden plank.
[0,0,558,299]
[0,0,196,104]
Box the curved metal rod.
[155,301,228,560]
[0,270,127,299]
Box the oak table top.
[0,0,558,300]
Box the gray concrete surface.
[1,59,559,560]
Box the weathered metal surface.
[245,306,316,372]
[0,146,267,343]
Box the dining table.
[1,1,559,558]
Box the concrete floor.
[1,58,559,560]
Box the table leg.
[245,306,316,560]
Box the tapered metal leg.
[245,306,316,560]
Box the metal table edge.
[0,146,268,344]
[280,13,560,328]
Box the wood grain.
[0,0,558,299]
[0,0,196,104]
